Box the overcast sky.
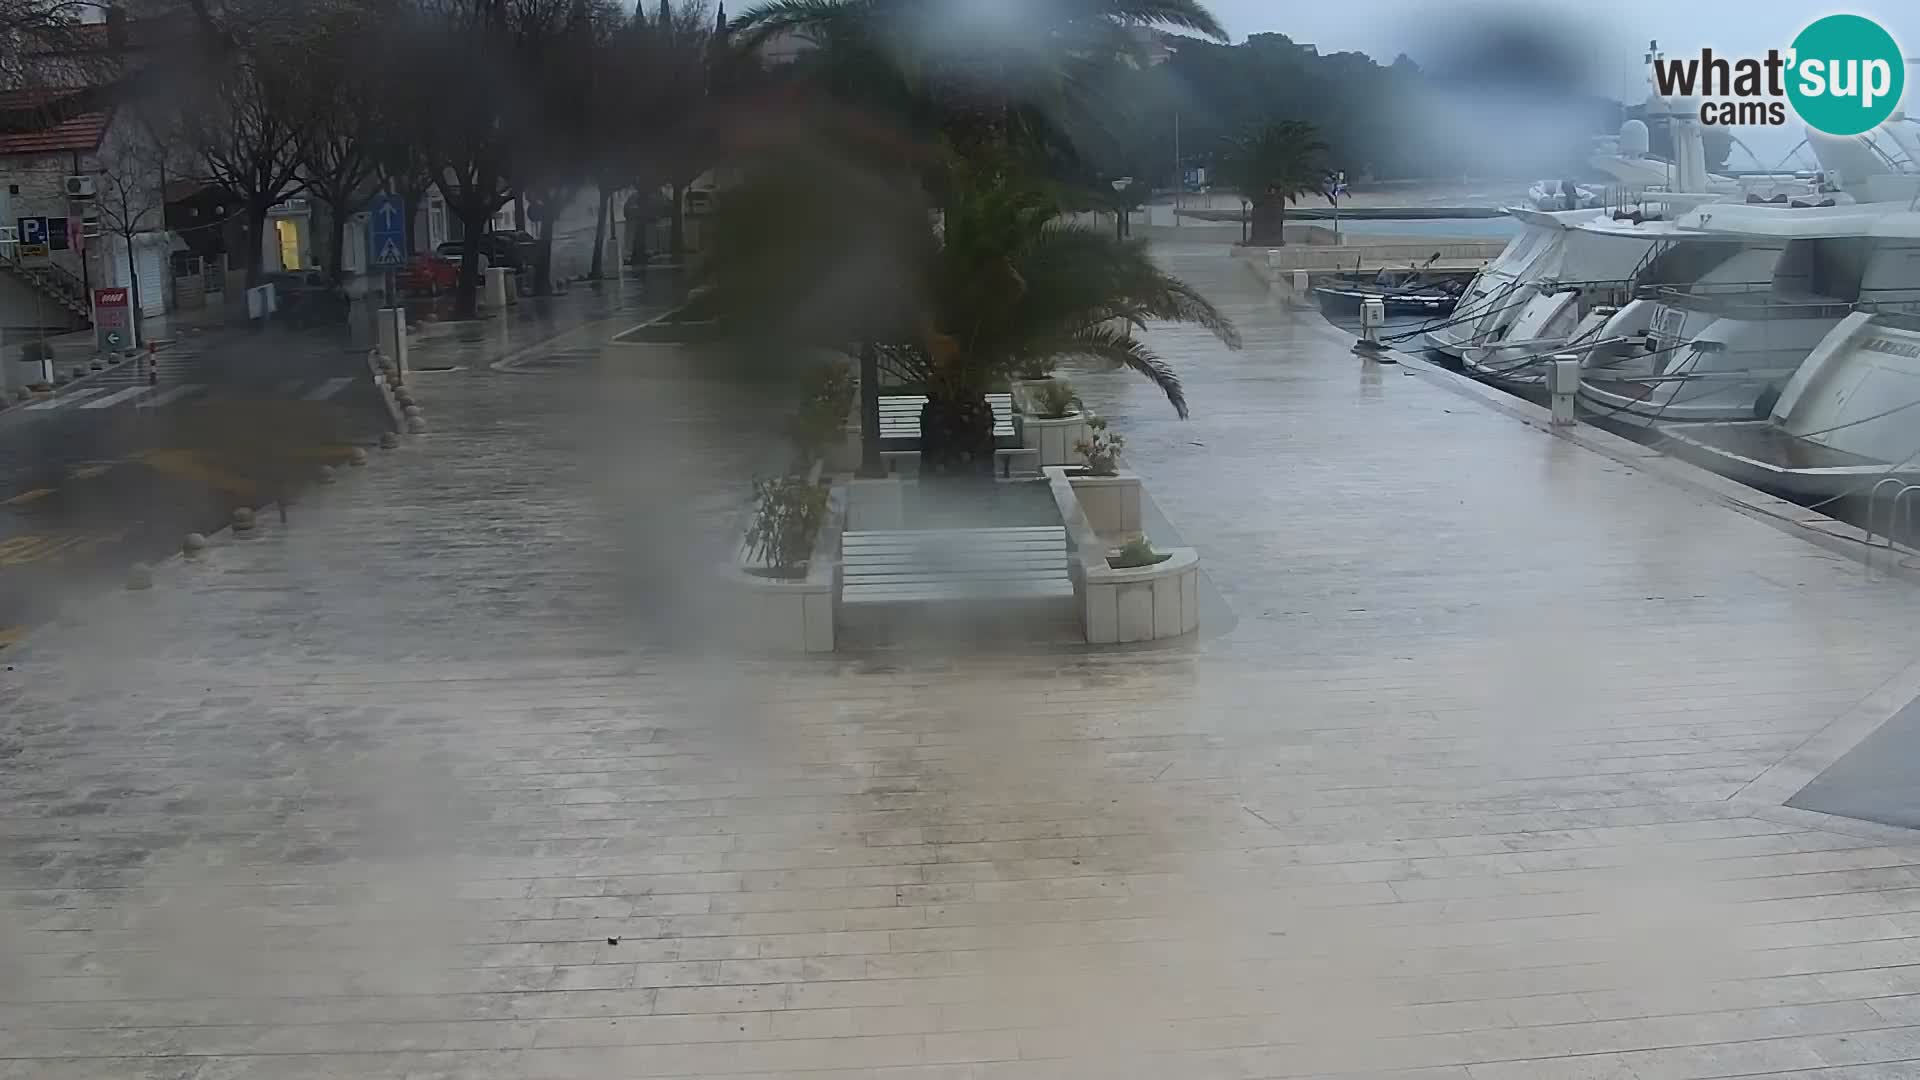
[1197,1,1920,164]
[1203,1,1920,101]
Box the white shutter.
[135,242,166,316]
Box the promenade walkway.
[5,249,1920,1079]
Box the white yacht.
[1432,105,1820,370]
[1658,216,1920,496]
[1576,186,1920,429]
[1434,205,1656,375]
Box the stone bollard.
[126,562,154,590]
[407,415,429,434]
[348,447,369,467]
[379,431,399,449]
[182,533,208,557]
[317,464,337,485]
[402,404,423,419]
[231,506,256,532]
[395,388,416,407]
[1547,354,1581,426]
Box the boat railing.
[1638,284,1854,320]
[1537,277,1634,305]
[1867,479,1920,575]
[1853,298,1920,330]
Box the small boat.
[1312,266,1464,318]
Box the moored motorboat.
[1660,297,1920,497]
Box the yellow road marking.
[0,529,126,566]
[0,626,23,647]
[1,488,54,506]
[135,449,258,497]
[68,464,111,480]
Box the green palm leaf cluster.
[1217,119,1328,246]
[703,160,1239,420]
[925,171,1240,417]
[734,0,1227,161]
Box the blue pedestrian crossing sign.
[366,193,408,270]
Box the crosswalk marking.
[304,377,354,401]
[80,385,154,409]
[28,387,107,410]
[134,384,203,409]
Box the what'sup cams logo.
[1649,15,1905,135]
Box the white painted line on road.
[303,377,354,401]
[28,387,107,410]
[275,378,305,395]
[134,384,202,409]
[80,385,155,409]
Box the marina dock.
[6,244,1920,1079]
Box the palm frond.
[1046,323,1189,418]
[730,0,873,49]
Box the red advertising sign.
[93,287,131,351]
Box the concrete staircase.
[0,248,92,324]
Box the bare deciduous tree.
[93,129,172,342]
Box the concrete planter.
[1011,377,1059,415]
[1065,471,1142,540]
[723,484,843,653]
[1044,467,1199,644]
[1022,412,1092,467]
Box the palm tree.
[915,171,1240,474]
[1217,120,1327,247]
[733,0,1229,162]
[702,162,1241,476]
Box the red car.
[397,253,459,295]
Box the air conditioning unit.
[64,175,96,198]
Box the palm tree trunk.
[1249,196,1287,247]
[919,392,996,480]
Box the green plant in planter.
[1032,380,1081,420]
[1110,535,1170,569]
[786,360,856,464]
[745,476,829,578]
[1015,359,1056,381]
[1074,416,1124,475]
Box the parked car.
[435,230,537,271]
[398,253,459,296]
[260,271,350,328]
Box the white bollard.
[483,266,509,309]
[1353,297,1388,357]
[377,307,408,381]
[1548,354,1581,426]
[1291,269,1310,296]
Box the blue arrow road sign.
[366,193,407,270]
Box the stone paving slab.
[4,247,1920,1077]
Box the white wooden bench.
[876,394,1040,476]
[841,527,1074,605]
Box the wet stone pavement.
[6,248,1920,1078]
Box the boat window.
[1858,246,1920,312]
[1805,236,1872,300]
[1637,241,1739,289]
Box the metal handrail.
[0,238,89,309]
[1640,284,1854,320]
[1859,306,1920,331]
[1866,479,1919,578]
